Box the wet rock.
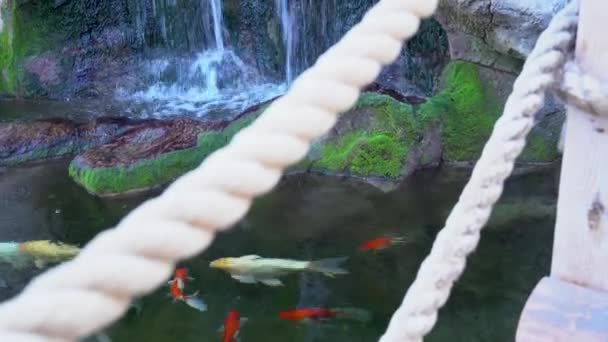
[24,53,62,90]
[435,0,567,72]
[0,119,78,165]
[0,117,136,166]
[0,115,235,167]
[363,83,427,105]
[296,61,562,184]
[68,107,268,196]
[296,91,443,184]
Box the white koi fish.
[209,255,348,287]
[0,240,80,269]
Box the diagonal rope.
[379,2,579,341]
[0,1,438,341]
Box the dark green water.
[0,160,559,341]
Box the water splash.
[119,49,284,118]
[119,0,285,118]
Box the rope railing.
[0,0,438,341]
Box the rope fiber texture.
[379,1,579,341]
[0,1,438,341]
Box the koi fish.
[221,310,241,342]
[279,307,372,323]
[0,240,80,269]
[279,308,337,321]
[168,267,194,289]
[358,236,408,251]
[210,255,348,287]
[169,280,207,312]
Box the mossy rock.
[430,61,561,164]
[69,109,264,196]
[424,61,503,162]
[303,92,441,179]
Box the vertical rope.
[379,2,579,341]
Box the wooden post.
[517,277,608,342]
[517,1,608,340]
[551,0,608,292]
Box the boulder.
[298,61,562,183]
[435,0,567,72]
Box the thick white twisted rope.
[0,1,437,341]
[379,2,579,342]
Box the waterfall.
[210,0,224,51]
[0,0,4,34]
[275,0,293,84]
[274,0,338,84]
[118,0,284,118]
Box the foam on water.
[117,0,285,118]
[118,49,285,118]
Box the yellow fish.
[210,255,348,287]
[18,240,80,267]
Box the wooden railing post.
[517,1,608,340]
[551,0,608,293]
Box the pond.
[0,160,559,341]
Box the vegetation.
[308,92,435,179]
[424,61,501,162]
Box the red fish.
[168,267,194,289]
[279,308,337,322]
[358,236,408,251]
[169,280,207,312]
[221,310,241,342]
[170,280,186,300]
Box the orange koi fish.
[169,280,207,312]
[221,310,241,342]
[279,308,337,322]
[358,236,408,251]
[168,267,194,289]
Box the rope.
[556,61,608,116]
[0,1,438,341]
[379,2,579,341]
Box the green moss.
[313,131,409,178]
[313,131,365,173]
[69,144,210,195]
[428,61,501,162]
[520,133,559,163]
[69,109,266,195]
[0,0,58,95]
[350,133,408,178]
[0,1,17,93]
[309,93,428,179]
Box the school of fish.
[0,234,408,340]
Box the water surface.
[0,160,559,341]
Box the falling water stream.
[210,0,224,51]
[275,0,294,85]
[118,0,285,118]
